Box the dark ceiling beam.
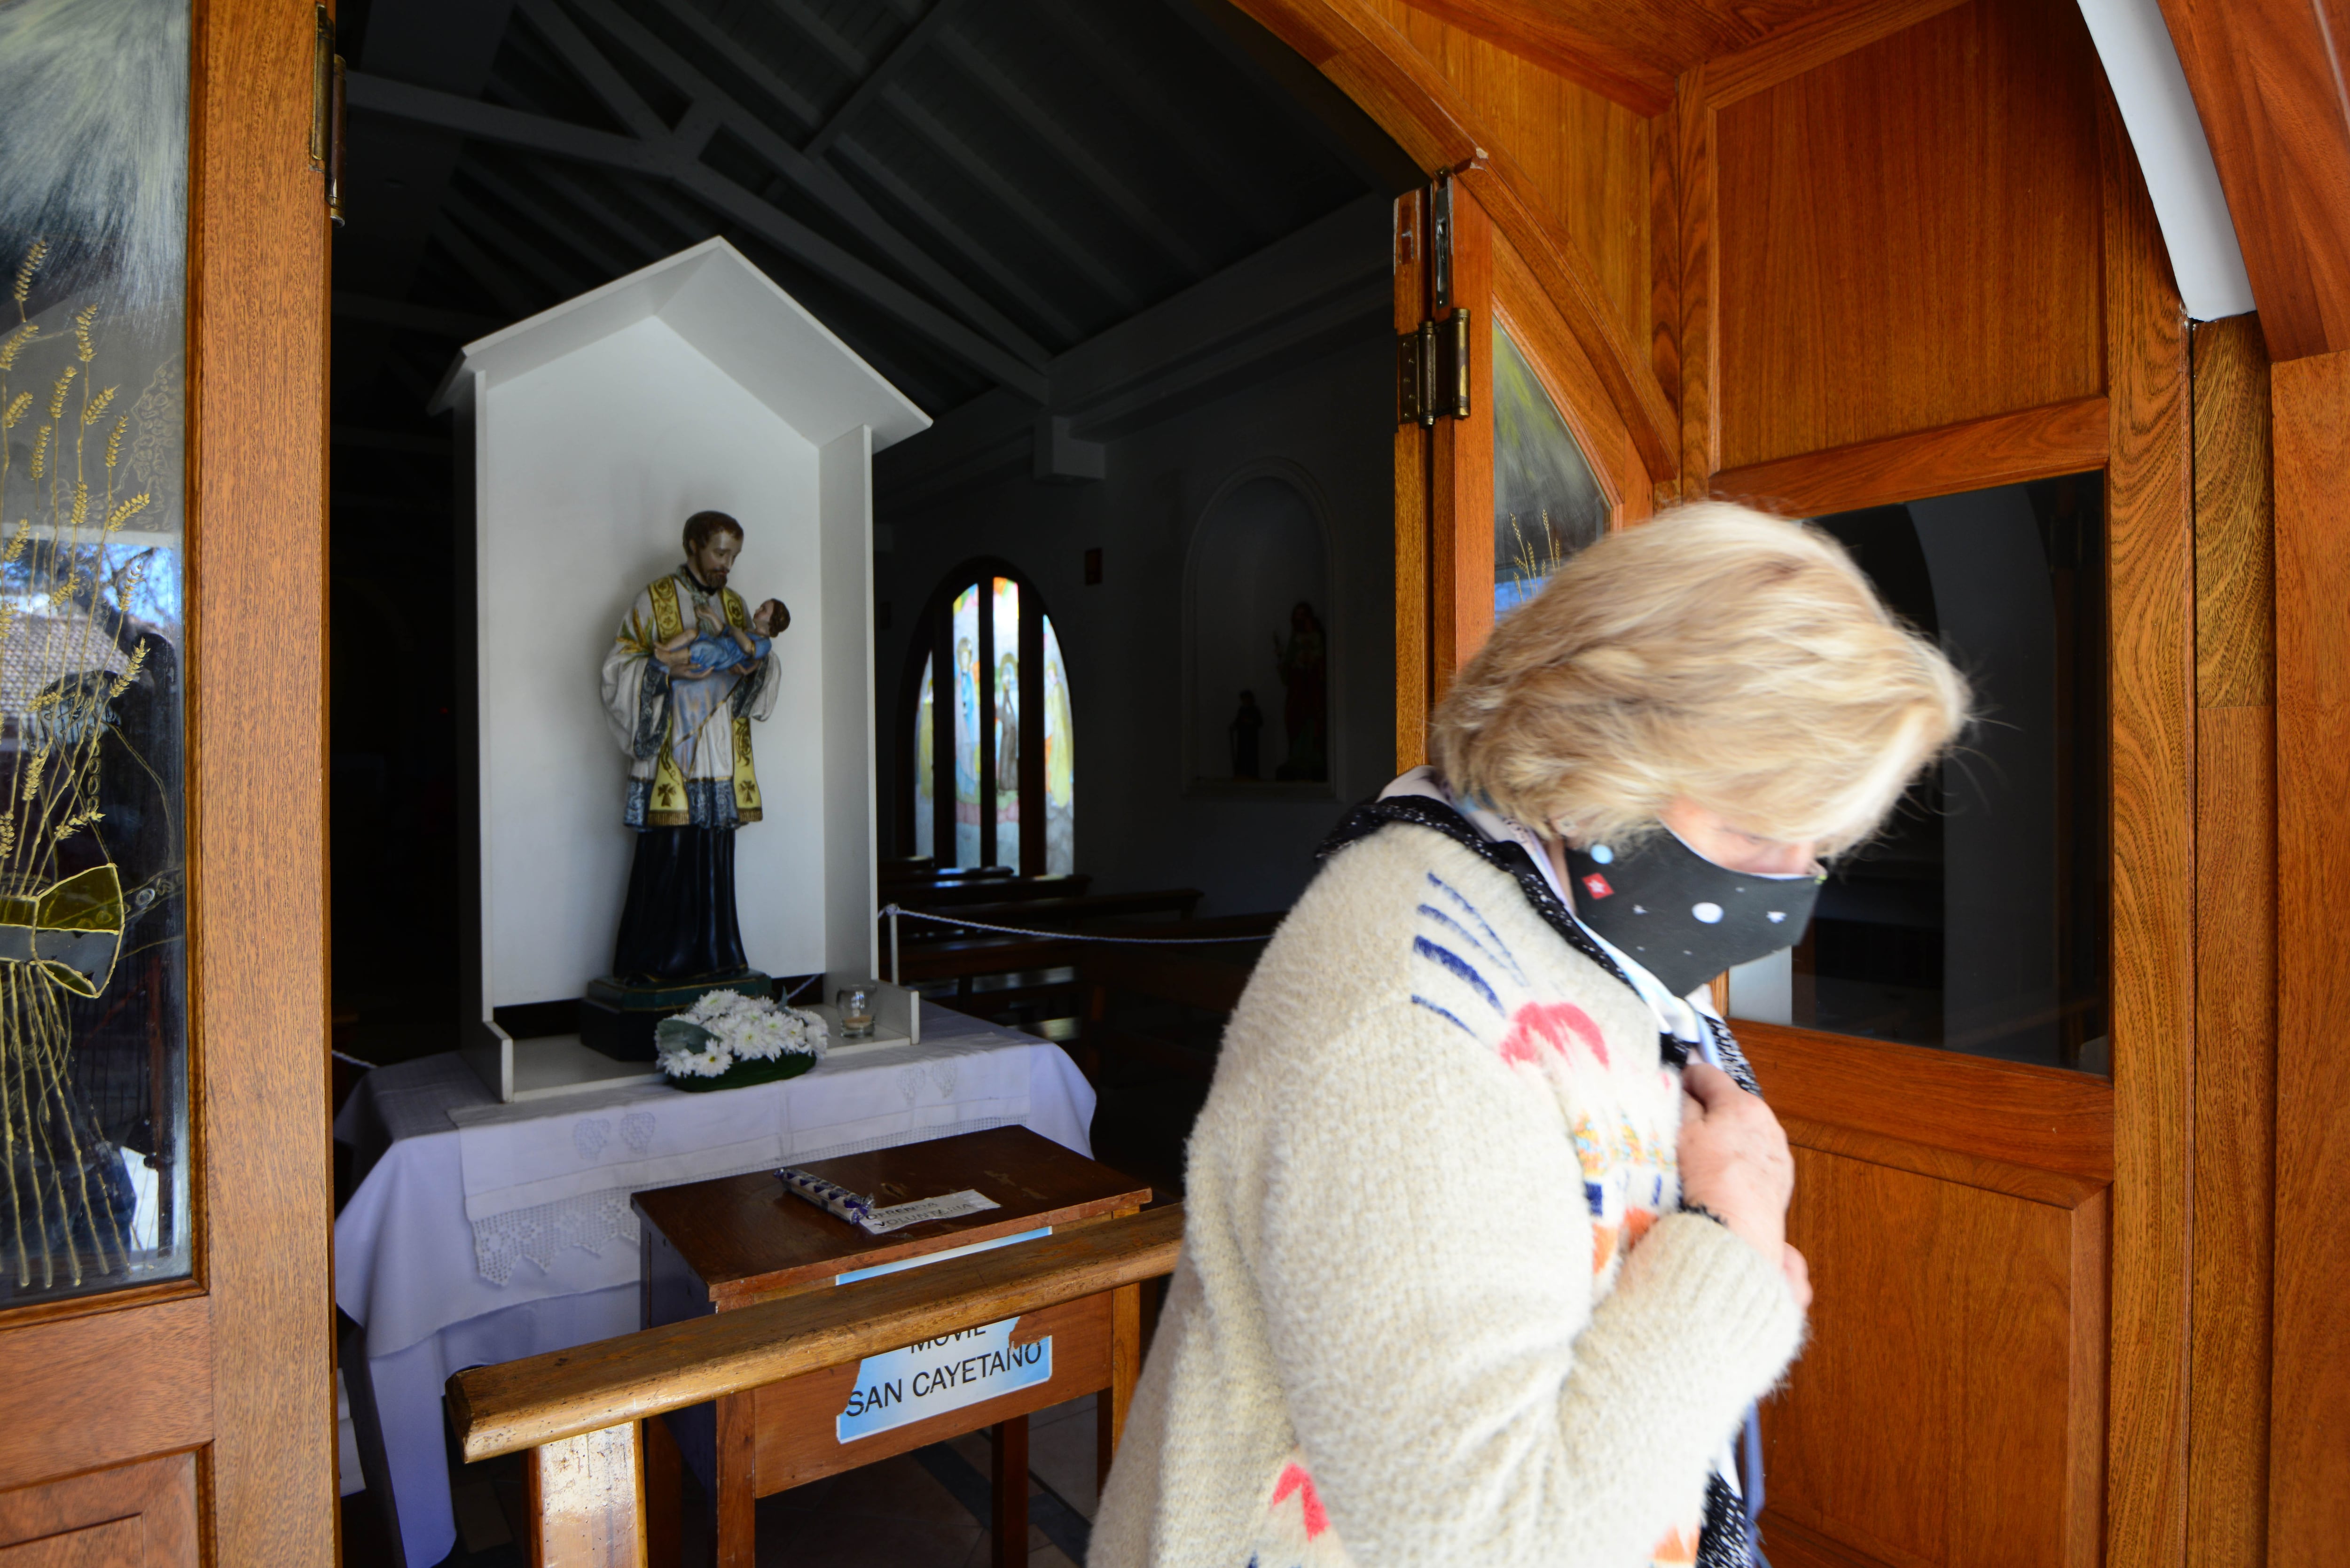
[804,0,978,160]
[426,216,544,318]
[1159,0,1419,197]
[331,292,504,339]
[2157,0,2350,360]
[458,162,644,279]
[930,31,1213,276]
[625,0,822,132]
[566,0,1055,371]
[346,69,1051,400]
[828,137,1082,343]
[511,0,668,141]
[880,86,1138,312]
[443,189,600,298]
[1029,0,1288,235]
[350,71,663,169]
[766,0,869,80]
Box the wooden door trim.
[0,1295,213,1493]
[1737,1022,2115,1181]
[1394,191,1430,770]
[2268,347,2350,1556]
[188,0,335,1558]
[1707,395,2112,516]
[2099,86,2197,1568]
[1228,0,1679,481]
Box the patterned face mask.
[1562,828,1823,998]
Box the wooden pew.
[888,887,1205,943]
[446,1205,1184,1568]
[893,913,1277,1033]
[890,872,1094,909]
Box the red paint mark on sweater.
[1497,1001,1610,1067]
[1270,1463,1328,1539]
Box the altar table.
[332,1010,1096,1568]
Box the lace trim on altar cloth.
[465,1114,1031,1284]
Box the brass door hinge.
[1397,173,1468,426]
[312,5,346,226]
[1398,309,1470,427]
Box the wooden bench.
[446,1205,1183,1568]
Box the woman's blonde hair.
[1430,501,1971,857]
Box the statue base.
[579,971,773,1062]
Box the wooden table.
[634,1126,1152,1568]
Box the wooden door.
[1393,173,1653,763]
[1388,5,2191,1563]
[1668,6,2179,1567]
[0,0,332,1562]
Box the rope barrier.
[876,904,1276,946]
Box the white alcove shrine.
[432,239,930,1100]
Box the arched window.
[901,562,1072,874]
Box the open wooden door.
[0,0,333,1562]
[1393,171,1653,766]
[1388,5,2192,1560]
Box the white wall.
[876,330,1393,917]
[478,315,830,1006]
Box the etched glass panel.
[1492,321,1606,618]
[0,3,193,1303]
[1042,616,1073,876]
[912,653,934,860]
[990,577,1018,872]
[1724,474,2110,1071]
[950,585,979,867]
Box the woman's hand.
[1781,1244,1812,1312]
[1678,1061,1798,1281]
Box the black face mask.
[1562,829,1821,998]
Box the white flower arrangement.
[654,990,828,1083]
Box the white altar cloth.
[333,1011,1094,1568]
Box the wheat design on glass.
[0,239,170,1294]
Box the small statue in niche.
[597,511,787,999]
[1228,690,1263,780]
[1272,601,1327,782]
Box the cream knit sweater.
[1090,818,1805,1568]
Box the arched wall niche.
[1180,460,1343,796]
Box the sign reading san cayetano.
[836,1317,1053,1442]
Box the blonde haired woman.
[1092,504,1969,1568]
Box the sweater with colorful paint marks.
[1090,819,1804,1568]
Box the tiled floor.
[341,1394,1101,1568]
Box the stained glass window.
[950,585,980,867]
[1042,616,1073,875]
[1492,320,1607,618]
[991,577,1019,873]
[906,567,1073,876]
[912,654,934,860]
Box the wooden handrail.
[447,1203,1184,1463]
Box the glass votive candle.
[836,983,877,1039]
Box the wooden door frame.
[0,0,334,1559]
[1239,0,2200,1562]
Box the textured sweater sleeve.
[1246,1001,1803,1568]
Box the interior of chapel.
[0,0,2342,1563]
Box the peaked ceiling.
[332,0,1400,430]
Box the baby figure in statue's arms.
[663,597,790,676]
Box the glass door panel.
[0,24,192,1305]
[1492,320,1607,618]
[1725,472,2110,1070]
